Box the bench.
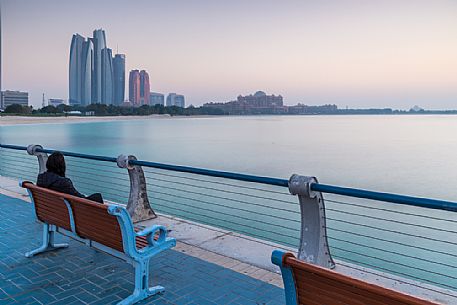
[272,250,437,305]
[21,181,176,305]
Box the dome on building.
[253,91,266,97]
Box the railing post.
[117,154,157,222]
[27,144,48,174]
[288,174,335,269]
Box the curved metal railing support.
[117,154,157,222]
[26,144,48,174]
[288,174,335,269]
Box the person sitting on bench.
[37,151,104,203]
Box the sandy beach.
[0,115,172,126]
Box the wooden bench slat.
[67,198,125,252]
[30,190,71,230]
[296,275,393,305]
[294,270,408,305]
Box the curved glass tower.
[92,29,107,104]
[69,34,93,106]
[101,48,114,105]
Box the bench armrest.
[136,225,168,246]
[271,250,298,305]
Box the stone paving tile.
[0,194,285,304]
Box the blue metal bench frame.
[271,250,297,305]
[21,181,176,305]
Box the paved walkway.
[0,194,284,304]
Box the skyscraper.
[69,29,120,106]
[81,40,93,104]
[139,70,150,105]
[129,70,141,105]
[92,29,107,103]
[113,54,125,105]
[69,34,93,105]
[101,47,114,104]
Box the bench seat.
[272,250,437,305]
[21,181,176,305]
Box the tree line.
[1,103,226,116]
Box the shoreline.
[1,113,456,126]
[0,114,175,126]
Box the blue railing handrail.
[1,143,457,212]
[129,159,289,187]
[0,144,118,163]
[313,184,457,213]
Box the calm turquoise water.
[1,115,457,291]
[2,115,457,199]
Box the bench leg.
[25,224,69,258]
[118,259,164,305]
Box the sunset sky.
[2,0,457,109]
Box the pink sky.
[2,0,457,109]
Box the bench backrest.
[26,183,72,231]
[23,181,125,253]
[272,251,436,305]
[67,197,124,252]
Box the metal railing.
[0,143,456,298]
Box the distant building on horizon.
[150,92,164,106]
[113,54,125,106]
[129,69,150,106]
[166,93,185,108]
[1,90,29,109]
[69,29,122,106]
[129,70,140,105]
[237,91,283,107]
[139,70,150,105]
[203,91,286,114]
[48,98,65,107]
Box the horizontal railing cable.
[145,181,299,214]
[142,168,292,196]
[326,198,457,224]
[150,189,299,227]
[328,236,457,270]
[326,217,457,246]
[326,207,457,234]
[144,175,297,205]
[332,245,457,282]
[152,194,296,237]
[326,226,457,258]
[333,253,457,292]
[152,197,297,247]
[336,261,457,300]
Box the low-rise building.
[203,91,287,114]
[1,90,29,109]
[166,93,185,108]
[150,92,164,106]
[48,98,66,107]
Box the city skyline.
[2,0,457,109]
